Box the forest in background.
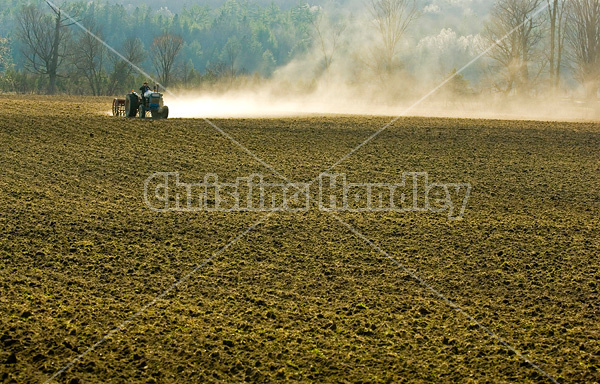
[0,0,598,101]
[0,0,317,94]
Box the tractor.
[112,88,169,119]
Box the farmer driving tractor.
[112,81,168,119]
[140,81,151,101]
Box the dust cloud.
[167,74,600,121]
[168,86,600,121]
[167,1,600,122]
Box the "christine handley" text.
[144,172,471,220]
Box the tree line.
[0,0,313,95]
[483,0,600,99]
[0,0,598,99]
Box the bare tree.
[108,37,145,95]
[546,0,567,92]
[221,36,241,78]
[205,61,228,83]
[0,37,13,91]
[310,7,347,74]
[73,23,106,96]
[0,37,12,73]
[151,33,183,88]
[484,0,545,96]
[567,0,600,99]
[368,0,418,75]
[16,2,74,94]
[179,59,197,86]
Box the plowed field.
[0,95,599,383]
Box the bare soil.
[0,95,599,383]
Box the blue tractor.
[113,88,169,119]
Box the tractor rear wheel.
[125,94,139,117]
[159,106,169,119]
